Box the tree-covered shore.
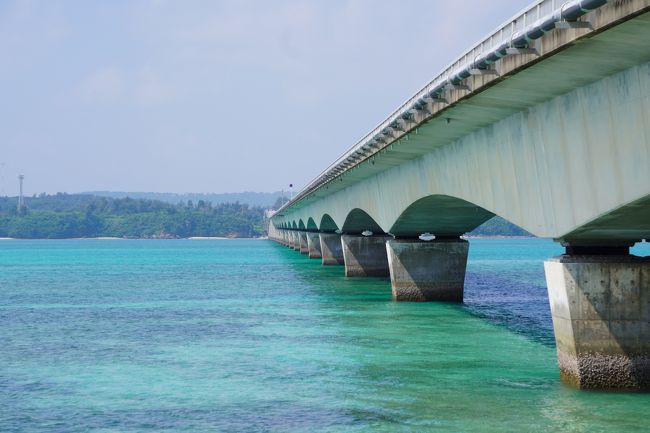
[0,194,265,239]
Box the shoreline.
[0,236,266,241]
[462,235,535,239]
[0,235,539,241]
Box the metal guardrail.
[275,0,607,217]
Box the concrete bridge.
[269,0,650,390]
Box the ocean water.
[1,238,649,433]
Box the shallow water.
[1,238,649,432]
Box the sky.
[0,0,530,196]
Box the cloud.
[77,66,172,106]
[135,70,173,106]
[77,66,124,103]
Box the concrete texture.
[273,4,650,244]
[319,233,344,266]
[544,255,650,390]
[291,232,300,251]
[306,232,322,259]
[341,235,392,277]
[386,239,469,302]
[299,232,308,255]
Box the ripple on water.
[1,239,650,433]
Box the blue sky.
[0,0,529,195]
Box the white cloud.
[77,66,173,106]
[135,69,173,106]
[78,66,124,103]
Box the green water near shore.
[1,239,649,432]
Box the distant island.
[85,191,286,207]
[0,193,270,239]
[0,192,529,239]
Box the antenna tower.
[18,174,25,212]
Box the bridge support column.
[299,232,309,254]
[306,232,322,259]
[386,238,469,302]
[320,233,344,266]
[291,232,300,251]
[544,249,650,390]
[341,235,391,277]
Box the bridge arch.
[389,195,494,237]
[298,219,306,230]
[341,208,385,234]
[319,214,339,233]
[291,221,297,229]
[306,217,318,231]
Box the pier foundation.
[307,232,322,259]
[341,235,391,277]
[291,232,300,251]
[319,233,345,265]
[544,253,650,390]
[299,232,309,255]
[386,238,469,302]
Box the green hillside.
[0,194,264,239]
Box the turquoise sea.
[1,238,649,432]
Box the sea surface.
[1,238,649,432]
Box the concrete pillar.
[307,232,322,259]
[291,232,300,251]
[341,234,392,277]
[386,238,469,302]
[299,231,309,255]
[320,233,344,266]
[544,254,650,390]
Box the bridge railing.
[276,0,604,216]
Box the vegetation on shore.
[0,194,265,239]
[470,215,530,237]
[86,191,284,207]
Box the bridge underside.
[269,3,650,391]
[275,8,650,244]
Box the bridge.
[268,0,650,390]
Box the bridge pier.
[386,238,469,302]
[306,232,322,259]
[319,233,344,266]
[341,234,392,277]
[291,232,300,251]
[545,248,650,390]
[299,232,309,254]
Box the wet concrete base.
[299,232,308,255]
[307,232,322,259]
[558,351,650,390]
[341,235,391,277]
[545,255,650,390]
[386,238,468,302]
[319,233,344,266]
